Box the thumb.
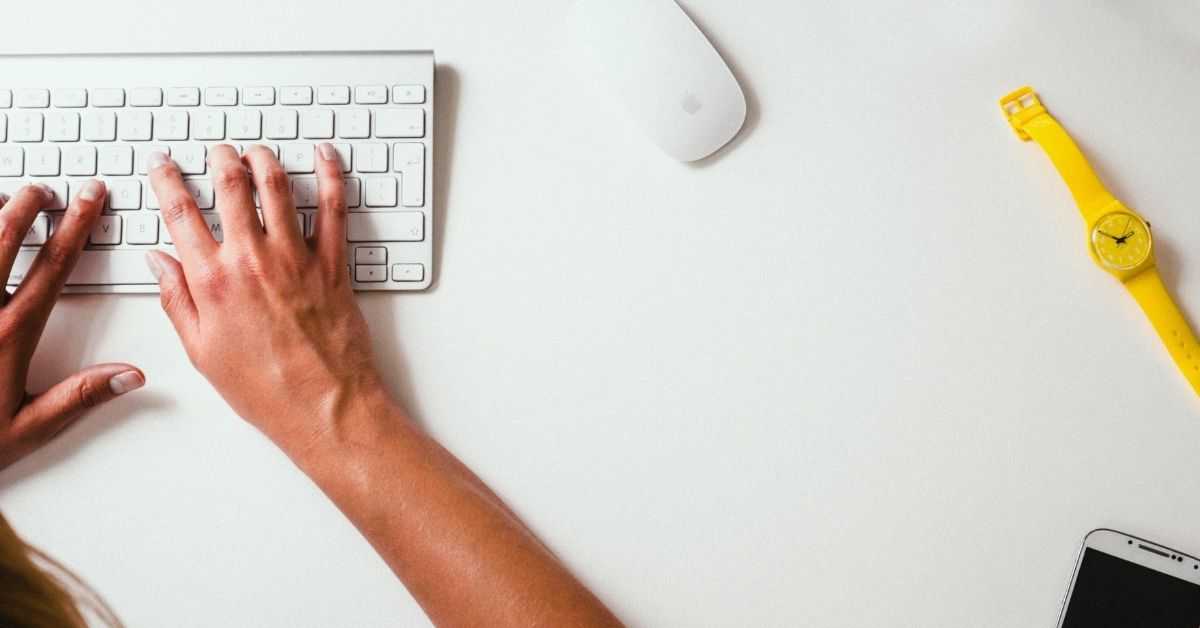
[13,363,144,445]
[145,250,199,345]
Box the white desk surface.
[2,1,1200,625]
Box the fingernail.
[31,183,54,199]
[109,371,144,395]
[79,179,104,202]
[318,143,337,162]
[147,151,170,170]
[144,251,163,281]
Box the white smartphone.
[1058,529,1200,626]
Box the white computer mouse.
[567,0,747,162]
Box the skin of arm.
[144,143,622,627]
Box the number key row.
[0,85,426,109]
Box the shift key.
[346,212,423,242]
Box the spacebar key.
[7,250,159,286]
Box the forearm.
[290,393,622,627]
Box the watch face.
[1091,212,1152,271]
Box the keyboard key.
[344,177,361,208]
[0,114,6,142]
[118,111,153,141]
[155,111,189,141]
[129,88,163,107]
[392,85,425,104]
[336,109,370,139]
[292,177,318,208]
[184,179,214,209]
[204,87,238,106]
[126,213,159,244]
[346,212,423,242]
[45,180,68,209]
[391,263,424,282]
[265,110,298,140]
[363,176,397,207]
[46,112,80,142]
[89,215,122,244]
[136,144,170,175]
[91,88,126,107]
[14,89,49,108]
[228,110,262,140]
[0,147,21,176]
[355,143,387,172]
[393,143,425,207]
[300,110,334,139]
[193,110,225,140]
[10,112,43,142]
[354,85,388,104]
[9,249,157,286]
[280,86,313,105]
[354,264,387,282]
[242,86,275,106]
[167,87,201,106]
[174,144,206,174]
[317,85,350,105]
[22,215,49,244]
[52,88,87,108]
[331,142,352,172]
[355,246,386,264]
[82,111,117,141]
[375,109,424,138]
[27,146,59,176]
[0,90,10,109]
[62,145,97,176]
[108,180,141,210]
[202,213,223,242]
[281,143,313,173]
[99,145,134,176]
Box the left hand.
[0,181,144,471]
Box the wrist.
[283,382,415,474]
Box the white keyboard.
[0,51,434,293]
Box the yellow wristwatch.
[999,85,1200,396]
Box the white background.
[1,1,1200,626]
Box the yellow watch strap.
[1125,268,1200,395]
[999,86,1116,222]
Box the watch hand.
[1097,230,1120,240]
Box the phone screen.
[1062,547,1200,626]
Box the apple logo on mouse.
[681,90,702,115]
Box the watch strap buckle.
[999,85,1047,141]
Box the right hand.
[145,144,392,457]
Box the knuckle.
[260,167,291,195]
[40,242,74,271]
[76,377,102,410]
[213,162,248,192]
[162,197,197,225]
[0,218,21,249]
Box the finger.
[12,363,143,446]
[147,152,218,266]
[0,184,53,285]
[312,143,348,268]
[207,144,263,246]
[242,145,303,247]
[145,250,201,348]
[9,180,104,318]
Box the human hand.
[0,182,144,471]
[145,144,390,459]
